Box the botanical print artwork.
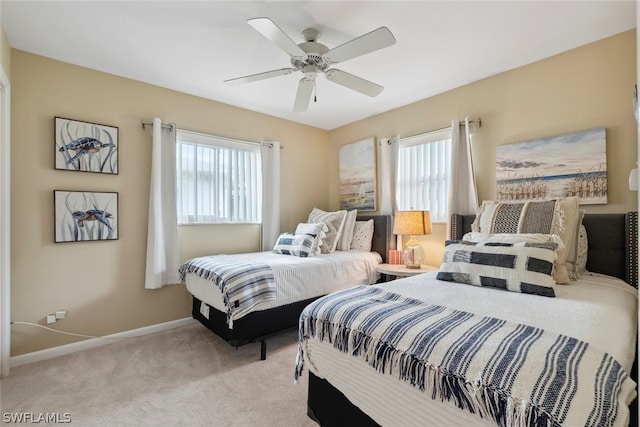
[496,128,607,204]
[339,137,377,211]
[55,117,119,174]
[55,191,118,242]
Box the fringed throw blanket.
[179,255,275,328]
[294,285,636,427]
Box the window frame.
[396,128,452,222]
[176,130,262,225]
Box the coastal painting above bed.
[339,137,377,211]
[495,128,607,204]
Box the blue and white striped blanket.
[295,285,636,427]
[179,255,275,328]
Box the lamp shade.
[393,210,431,269]
[393,210,432,236]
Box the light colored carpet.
[0,323,318,426]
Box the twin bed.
[179,202,638,426]
[296,209,638,427]
[181,214,394,359]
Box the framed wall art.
[54,190,119,242]
[55,117,119,174]
[496,128,607,204]
[339,137,377,211]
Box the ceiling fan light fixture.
[301,27,320,42]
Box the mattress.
[186,250,382,313]
[302,271,638,427]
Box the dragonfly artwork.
[55,117,119,174]
[54,191,118,242]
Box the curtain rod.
[140,120,284,149]
[463,118,482,128]
[141,120,174,132]
[389,117,482,143]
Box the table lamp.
[393,210,432,269]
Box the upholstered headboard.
[358,215,396,263]
[450,212,639,288]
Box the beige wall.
[9,29,637,356]
[328,30,638,266]
[0,23,9,79]
[10,50,330,355]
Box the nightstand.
[376,263,438,282]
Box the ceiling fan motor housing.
[292,37,330,72]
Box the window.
[176,130,262,224]
[396,128,451,222]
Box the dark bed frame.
[191,214,396,360]
[307,212,639,427]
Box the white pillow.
[566,224,589,277]
[565,210,585,280]
[295,222,327,256]
[307,208,347,254]
[350,219,374,252]
[337,209,358,251]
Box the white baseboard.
[9,317,197,370]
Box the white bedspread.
[186,250,382,313]
[303,271,638,427]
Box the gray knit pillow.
[307,208,347,253]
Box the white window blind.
[397,128,452,222]
[176,130,262,224]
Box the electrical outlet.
[55,310,67,320]
[46,314,57,324]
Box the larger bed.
[182,214,394,359]
[298,210,638,427]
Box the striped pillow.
[272,233,317,257]
[436,240,558,297]
[470,197,579,284]
[295,222,327,256]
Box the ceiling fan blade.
[324,27,396,64]
[248,17,306,58]
[325,69,383,97]
[293,77,315,112]
[224,68,295,85]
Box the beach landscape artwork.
[339,137,376,211]
[496,128,607,204]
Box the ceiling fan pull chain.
[314,80,317,103]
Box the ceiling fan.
[224,17,396,112]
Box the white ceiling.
[1,1,636,130]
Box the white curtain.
[261,141,281,251]
[145,118,180,289]
[447,118,478,238]
[379,136,399,215]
